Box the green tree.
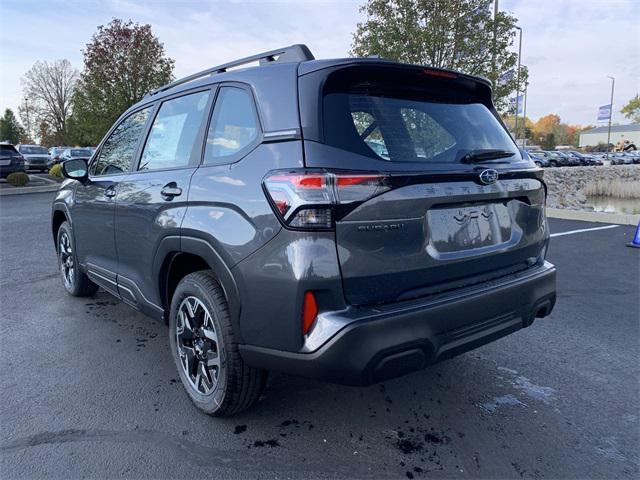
[71,18,175,144]
[541,132,555,150]
[620,94,640,123]
[350,0,527,112]
[0,109,25,144]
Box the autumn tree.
[20,59,78,145]
[0,109,26,144]
[71,19,175,144]
[620,94,640,123]
[350,0,527,112]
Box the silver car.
[16,144,50,172]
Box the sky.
[0,0,638,127]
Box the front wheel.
[169,271,267,416]
[57,221,98,296]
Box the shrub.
[6,172,29,187]
[49,163,63,178]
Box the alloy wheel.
[175,296,221,395]
[59,231,75,289]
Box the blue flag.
[597,104,611,121]
[510,95,524,115]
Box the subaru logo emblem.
[479,169,499,185]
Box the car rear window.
[322,68,519,164]
[0,145,19,155]
[70,149,91,157]
[20,146,49,155]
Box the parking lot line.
[550,225,620,238]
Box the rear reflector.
[302,291,318,335]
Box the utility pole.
[606,76,615,160]
[514,25,522,145]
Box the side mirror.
[62,158,88,182]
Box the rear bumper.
[240,261,556,385]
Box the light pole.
[514,25,522,144]
[606,76,615,160]
[492,0,499,91]
[522,80,528,147]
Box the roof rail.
[146,44,314,97]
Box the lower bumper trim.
[240,262,556,385]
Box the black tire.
[549,160,558,168]
[169,271,267,416]
[56,221,98,297]
[534,161,542,168]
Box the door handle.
[161,183,182,200]
[104,186,116,198]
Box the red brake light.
[302,291,318,335]
[263,170,390,230]
[336,175,384,186]
[422,68,457,79]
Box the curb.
[546,208,639,226]
[0,184,59,196]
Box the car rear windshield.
[322,68,519,164]
[20,146,49,154]
[71,149,91,157]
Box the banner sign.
[597,104,612,121]
[510,95,524,115]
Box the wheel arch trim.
[154,235,243,341]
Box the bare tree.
[21,59,78,144]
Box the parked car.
[48,147,71,168]
[610,152,636,165]
[16,144,50,172]
[545,150,579,167]
[59,148,93,164]
[51,44,556,416]
[565,150,602,166]
[527,150,551,167]
[0,144,26,178]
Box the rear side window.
[204,87,259,164]
[322,70,518,165]
[91,107,151,176]
[138,90,210,171]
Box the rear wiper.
[460,149,516,164]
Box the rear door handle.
[161,183,182,200]
[104,186,116,198]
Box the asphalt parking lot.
[0,192,638,479]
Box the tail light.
[263,170,390,230]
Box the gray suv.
[52,45,556,416]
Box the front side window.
[204,87,259,164]
[138,91,210,171]
[90,107,151,176]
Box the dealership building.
[579,123,640,148]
